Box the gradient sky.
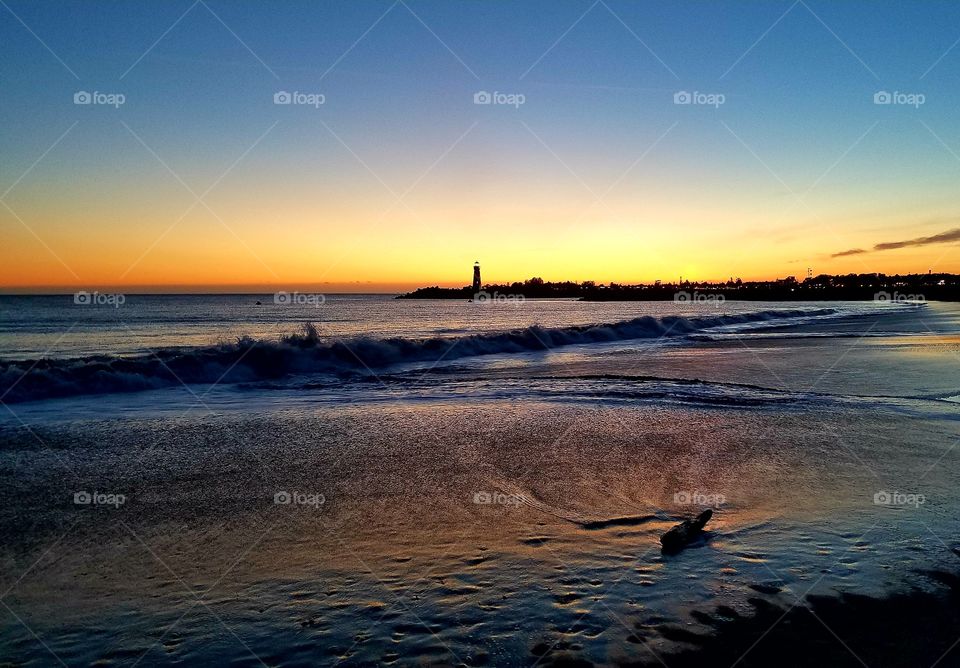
[2,0,960,291]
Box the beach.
[2,297,959,666]
[6,0,960,663]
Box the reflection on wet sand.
[3,395,958,665]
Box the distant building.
[472,261,481,295]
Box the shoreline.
[2,304,958,665]
[398,290,955,302]
[396,272,960,301]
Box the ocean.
[1,296,959,666]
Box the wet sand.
[2,391,959,666]
[656,570,960,668]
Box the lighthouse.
[472,261,481,297]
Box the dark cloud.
[874,227,960,251]
[831,227,960,258]
[830,248,867,258]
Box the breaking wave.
[0,308,836,403]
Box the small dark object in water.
[660,509,713,553]
[255,300,262,305]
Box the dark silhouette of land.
[397,273,960,301]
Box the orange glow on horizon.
[3,182,957,292]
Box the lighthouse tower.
[472,261,482,297]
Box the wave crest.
[0,308,836,403]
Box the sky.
[2,0,960,292]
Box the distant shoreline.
[397,272,960,302]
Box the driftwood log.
[660,509,713,553]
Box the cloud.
[830,248,867,258]
[874,227,960,251]
[831,226,960,258]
